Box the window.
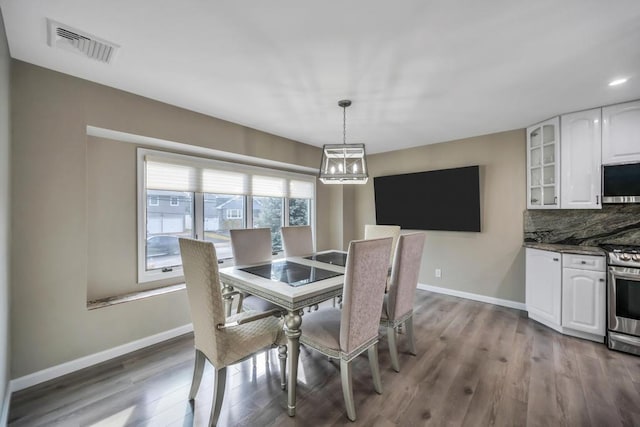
[225,208,242,219]
[253,196,283,251]
[204,194,245,260]
[145,190,194,272]
[138,148,315,283]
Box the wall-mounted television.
[373,165,481,232]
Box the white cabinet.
[560,108,602,209]
[527,117,560,209]
[526,248,562,326]
[562,267,606,336]
[602,100,640,165]
[526,249,606,342]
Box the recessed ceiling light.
[609,78,628,86]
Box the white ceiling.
[2,1,640,154]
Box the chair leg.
[236,293,245,314]
[368,343,383,394]
[278,345,287,390]
[209,367,227,427]
[189,349,206,400]
[340,359,357,422]
[406,316,417,356]
[387,325,400,372]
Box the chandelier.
[318,100,369,184]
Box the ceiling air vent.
[47,19,119,64]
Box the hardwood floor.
[9,291,640,426]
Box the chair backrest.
[230,228,272,265]
[179,238,225,366]
[387,233,426,320]
[340,237,393,354]
[364,224,401,265]
[281,225,314,257]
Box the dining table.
[218,250,348,417]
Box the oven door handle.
[609,265,640,280]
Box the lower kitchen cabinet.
[561,267,606,336]
[525,248,606,342]
[525,248,561,325]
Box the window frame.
[137,148,316,284]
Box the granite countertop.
[523,242,606,256]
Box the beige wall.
[0,10,10,416]
[10,61,334,378]
[353,130,527,303]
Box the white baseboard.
[1,382,10,427]
[417,283,526,311]
[10,324,193,393]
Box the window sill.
[87,283,186,310]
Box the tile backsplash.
[524,205,640,245]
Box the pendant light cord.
[343,105,347,145]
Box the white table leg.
[284,310,302,416]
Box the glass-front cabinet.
[527,117,560,209]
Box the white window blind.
[289,180,314,199]
[145,152,315,198]
[252,175,286,197]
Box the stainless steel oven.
[603,245,640,355]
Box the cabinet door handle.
[599,278,605,282]
[596,195,600,205]
[553,258,559,261]
[554,196,558,204]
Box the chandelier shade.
[318,100,369,184]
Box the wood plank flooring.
[8,291,640,426]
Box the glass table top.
[239,261,342,287]
[304,251,348,267]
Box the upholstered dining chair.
[364,224,401,266]
[380,232,426,372]
[178,238,287,427]
[229,228,281,313]
[280,225,321,311]
[300,237,393,422]
[281,225,314,257]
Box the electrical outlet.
[435,268,442,278]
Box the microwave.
[602,163,640,203]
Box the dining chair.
[178,238,287,427]
[364,224,401,266]
[280,225,321,311]
[229,228,281,313]
[380,232,426,372]
[281,225,314,257]
[300,237,392,422]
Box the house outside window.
[170,196,179,206]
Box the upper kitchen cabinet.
[560,108,602,209]
[527,117,560,209]
[602,100,640,165]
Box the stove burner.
[601,244,640,266]
[600,244,640,254]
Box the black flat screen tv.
[373,165,481,232]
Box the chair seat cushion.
[213,311,285,367]
[242,294,281,312]
[300,308,342,358]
